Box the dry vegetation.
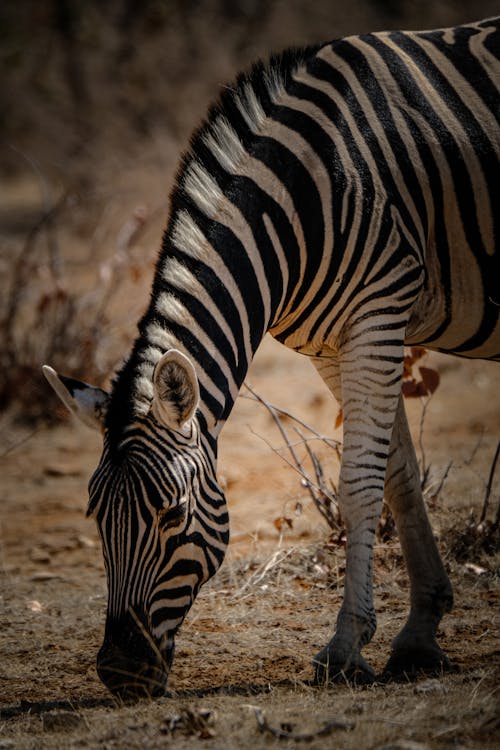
[1,1,499,748]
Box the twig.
[425,460,453,505]
[2,193,68,350]
[243,383,342,530]
[238,548,295,593]
[480,439,500,526]
[247,424,343,531]
[252,707,353,740]
[0,427,41,459]
[464,429,485,466]
[295,426,340,528]
[245,384,305,473]
[418,395,431,490]
[241,386,341,452]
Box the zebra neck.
[133,210,279,436]
[107,45,323,443]
[106,187,282,446]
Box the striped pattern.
[89,17,499,692]
[89,422,228,640]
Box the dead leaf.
[30,572,61,582]
[464,562,488,576]
[44,463,82,477]
[410,346,427,361]
[419,366,440,394]
[161,706,216,739]
[402,347,439,399]
[273,517,293,532]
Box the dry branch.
[480,439,500,527]
[243,383,342,531]
[252,706,354,740]
[0,187,153,419]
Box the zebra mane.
[168,43,322,234]
[180,43,322,176]
[105,43,321,447]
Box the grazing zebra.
[44,17,500,698]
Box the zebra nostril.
[96,614,171,698]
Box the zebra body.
[44,17,499,696]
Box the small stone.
[414,679,448,695]
[30,548,51,564]
[44,463,82,477]
[77,534,96,548]
[41,710,83,732]
[376,742,431,750]
[30,572,61,582]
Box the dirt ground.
[1,339,499,749]
[1,5,500,745]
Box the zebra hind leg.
[382,395,454,680]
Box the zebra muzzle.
[97,611,174,699]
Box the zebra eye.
[157,500,187,531]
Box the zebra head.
[43,350,229,699]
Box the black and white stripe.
[89,422,228,635]
[80,17,499,693]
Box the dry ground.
[1,340,499,749]
[1,6,500,742]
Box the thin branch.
[247,426,332,502]
[244,384,304,471]
[241,386,341,452]
[431,460,453,501]
[481,439,500,525]
[295,425,340,528]
[244,382,342,531]
[238,548,295,593]
[252,707,354,740]
[464,429,485,466]
[418,395,431,489]
[1,193,68,349]
[0,427,41,459]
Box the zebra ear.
[42,365,109,431]
[151,349,200,430]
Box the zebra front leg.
[382,395,453,678]
[312,335,405,685]
[312,353,376,682]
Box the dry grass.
[1,532,499,749]
[1,409,498,747]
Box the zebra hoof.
[313,648,376,686]
[381,646,457,682]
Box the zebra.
[44,17,499,698]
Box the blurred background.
[1,0,499,421]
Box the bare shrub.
[444,440,500,563]
[245,363,500,569]
[243,351,446,544]
[242,383,343,534]
[0,189,152,422]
